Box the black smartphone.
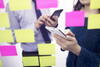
[50,9,63,20]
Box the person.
[6,0,58,67]
[54,0,100,67]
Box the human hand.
[54,29,81,56]
[35,15,58,29]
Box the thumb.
[65,29,75,37]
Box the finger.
[45,21,53,27]
[37,19,44,26]
[55,37,68,50]
[66,35,75,41]
[45,17,55,25]
[43,15,58,27]
[65,29,75,37]
[54,33,75,43]
[35,22,43,28]
[38,16,47,23]
[54,34,67,42]
[51,16,58,22]
[41,15,54,26]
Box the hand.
[35,15,58,29]
[35,15,47,29]
[45,16,58,27]
[54,29,81,56]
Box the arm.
[78,47,100,63]
[54,29,100,65]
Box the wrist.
[69,44,81,56]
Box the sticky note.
[40,56,56,66]
[9,0,32,11]
[0,49,1,56]
[36,0,58,9]
[38,44,55,55]
[0,30,14,42]
[65,11,85,27]
[90,0,100,9]
[23,56,39,66]
[14,29,35,43]
[88,14,100,29]
[0,60,2,67]
[0,52,1,56]
[0,0,4,8]
[0,13,10,28]
[0,45,17,56]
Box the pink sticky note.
[65,11,85,27]
[0,51,1,56]
[0,46,17,56]
[0,0,4,8]
[36,0,58,9]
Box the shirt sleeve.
[76,47,100,67]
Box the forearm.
[68,44,81,56]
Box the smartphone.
[46,26,66,38]
[50,9,63,20]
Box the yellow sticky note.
[0,60,2,67]
[40,56,56,66]
[23,56,39,66]
[90,0,100,9]
[38,44,56,55]
[14,29,35,43]
[0,30,14,42]
[0,13,10,28]
[9,0,32,11]
[88,14,100,29]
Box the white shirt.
[6,1,51,52]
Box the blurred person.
[6,0,58,67]
[54,0,100,67]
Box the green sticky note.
[0,13,10,28]
[88,14,100,29]
[0,60,2,67]
[38,44,56,55]
[14,29,35,43]
[90,0,100,9]
[9,0,32,11]
[23,56,39,66]
[40,56,56,66]
[0,30,14,42]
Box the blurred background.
[0,0,77,67]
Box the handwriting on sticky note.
[0,13,10,28]
[88,14,100,29]
[65,11,85,27]
[38,44,56,55]
[23,56,39,66]
[9,0,32,11]
[36,0,58,9]
[0,30,14,42]
[40,56,56,66]
[14,29,35,43]
[0,46,17,56]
